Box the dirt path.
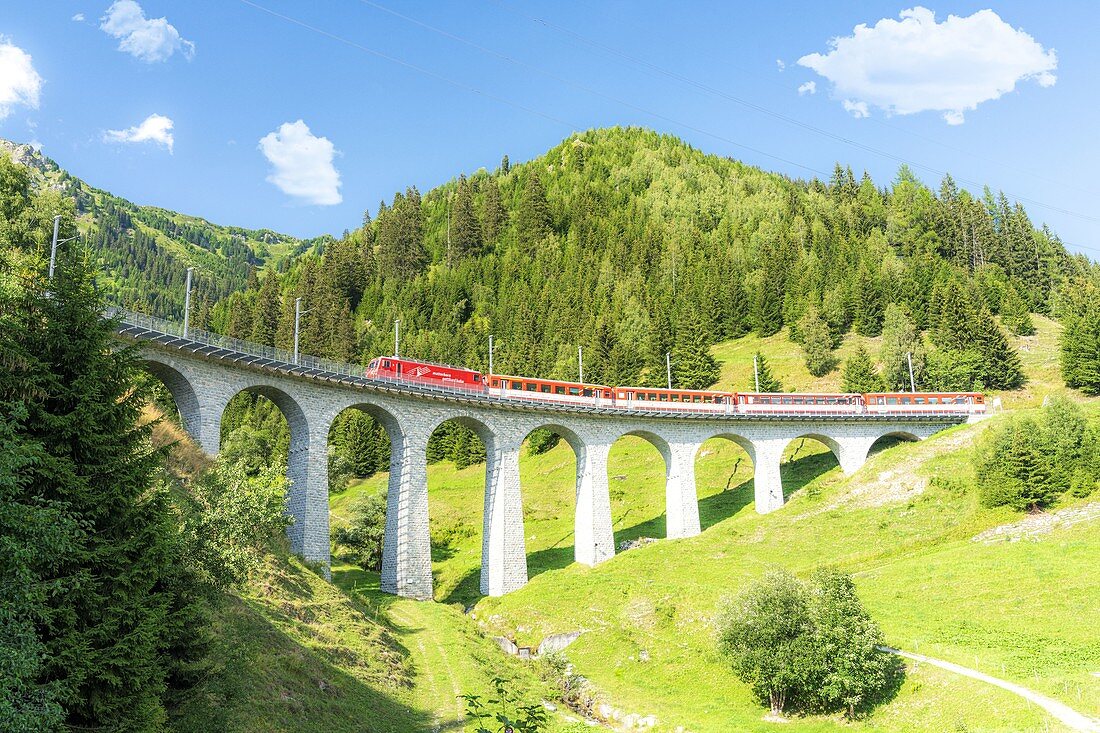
[387,600,466,731]
[882,646,1100,733]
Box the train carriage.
[863,392,985,415]
[737,392,864,414]
[487,374,614,406]
[614,387,733,412]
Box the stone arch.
[611,428,700,541]
[425,412,524,598]
[694,431,757,530]
[141,358,212,452]
[514,422,611,573]
[864,430,921,463]
[222,382,328,571]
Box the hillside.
[330,328,1100,732]
[1,139,320,320]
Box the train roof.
[490,373,613,389]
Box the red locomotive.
[365,356,484,390]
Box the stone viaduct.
[115,311,965,601]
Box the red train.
[364,357,986,416]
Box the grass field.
[328,319,1100,731]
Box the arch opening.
[137,360,208,477]
[779,435,842,501]
[694,435,756,530]
[606,430,671,550]
[219,387,297,475]
[326,402,402,583]
[425,416,491,604]
[867,431,920,460]
[516,424,583,580]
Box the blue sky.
[1,1,1097,257]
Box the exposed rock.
[973,502,1100,544]
[537,630,584,656]
[618,536,658,552]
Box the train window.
[659,394,668,401]
[670,394,679,402]
[915,397,926,404]
[382,360,391,369]
[694,395,702,403]
[526,383,537,391]
[555,386,566,395]
[569,387,580,396]
[510,380,522,390]
[473,374,481,383]
[887,397,898,405]
[617,392,627,399]
[582,389,593,397]
[541,384,551,393]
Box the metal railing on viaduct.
[110,308,967,600]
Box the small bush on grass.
[716,569,901,719]
[331,491,386,571]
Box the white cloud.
[775,59,785,71]
[798,81,816,96]
[104,113,174,152]
[798,7,1057,124]
[842,99,869,118]
[100,0,194,63]
[258,120,342,206]
[72,13,86,22]
[0,39,42,120]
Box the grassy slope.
[332,314,1099,732]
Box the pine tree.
[974,305,1024,390]
[376,187,426,280]
[13,249,198,728]
[751,352,782,392]
[480,179,507,245]
[250,271,281,346]
[672,310,720,389]
[879,304,924,391]
[842,344,883,393]
[448,176,481,265]
[799,306,837,377]
[999,284,1035,336]
[1061,302,1100,394]
[515,169,552,247]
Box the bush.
[975,418,1057,511]
[332,491,387,571]
[716,569,899,718]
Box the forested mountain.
[0,139,320,320]
[210,126,1098,393]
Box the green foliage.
[716,570,816,715]
[879,304,924,391]
[975,418,1058,511]
[332,491,387,572]
[525,428,561,456]
[672,309,721,389]
[461,676,550,733]
[842,344,884,393]
[1061,299,1100,395]
[798,306,837,377]
[999,285,1035,336]
[183,460,293,591]
[750,351,782,392]
[716,569,899,718]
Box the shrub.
[716,569,899,718]
[332,491,387,571]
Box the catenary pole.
[488,334,494,376]
[48,215,61,280]
[666,352,672,389]
[753,355,760,392]
[183,267,193,337]
[394,319,400,357]
[907,352,916,392]
[578,345,584,383]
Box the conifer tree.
[974,305,1024,390]
[999,284,1035,336]
[672,310,720,389]
[842,344,883,393]
[750,352,782,392]
[515,169,552,246]
[376,187,425,280]
[879,304,924,391]
[1061,301,1100,394]
[448,176,481,265]
[250,271,281,346]
[799,306,837,377]
[480,179,507,245]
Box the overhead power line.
[485,0,1100,224]
[238,0,1100,256]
